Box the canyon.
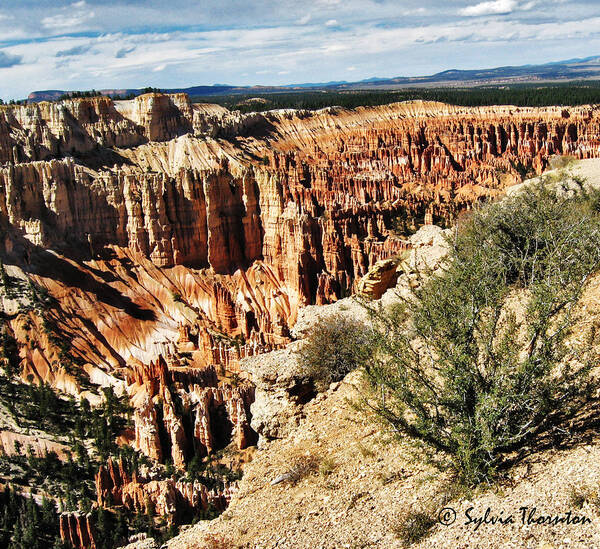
[1,93,600,546]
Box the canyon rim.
[2,1,600,549]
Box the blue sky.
[1,0,600,99]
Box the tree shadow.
[497,396,600,478]
[35,250,155,321]
[71,148,135,171]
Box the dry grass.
[357,442,375,458]
[282,450,322,485]
[391,508,436,547]
[319,456,338,477]
[568,483,599,509]
[188,534,236,549]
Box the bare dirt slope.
[165,365,600,549]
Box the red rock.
[59,513,97,549]
[2,98,600,543]
[96,458,235,525]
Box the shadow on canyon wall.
[2,229,156,322]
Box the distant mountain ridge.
[27,54,600,102]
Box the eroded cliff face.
[95,457,234,525]
[1,95,600,544]
[2,99,599,383]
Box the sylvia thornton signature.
[438,506,592,530]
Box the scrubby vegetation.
[392,509,437,547]
[0,381,135,513]
[297,314,373,391]
[281,452,322,486]
[365,179,600,484]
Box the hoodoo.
[1,93,600,547]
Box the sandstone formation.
[59,512,97,549]
[126,357,255,467]
[356,256,404,300]
[2,94,600,546]
[95,458,234,525]
[290,224,452,340]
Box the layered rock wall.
[2,96,600,445]
[3,95,599,549]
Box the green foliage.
[58,90,102,100]
[194,82,600,113]
[77,387,132,461]
[185,452,242,490]
[111,93,136,100]
[392,509,436,547]
[93,506,128,549]
[0,377,134,511]
[365,180,600,484]
[170,290,183,303]
[0,486,68,549]
[0,262,9,289]
[297,313,374,391]
[0,329,20,379]
[0,445,95,513]
[511,159,536,180]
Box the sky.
[1,0,600,100]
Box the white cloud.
[42,12,94,30]
[39,0,94,30]
[460,0,518,16]
[1,0,600,100]
[325,19,339,27]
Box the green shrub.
[392,509,436,546]
[297,313,373,391]
[365,180,600,484]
